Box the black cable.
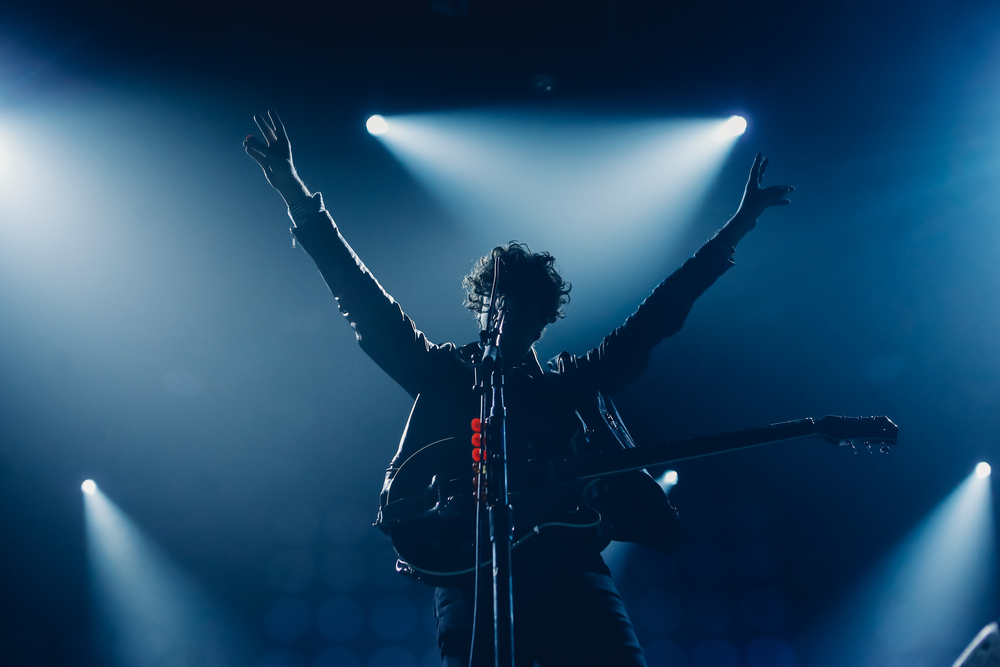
[467,461,483,667]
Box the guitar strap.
[578,390,682,554]
[597,392,637,450]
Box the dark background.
[1,1,999,665]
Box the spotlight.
[806,467,996,667]
[366,115,388,136]
[85,484,248,665]
[659,470,679,486]
[82,479,97,494]
[976,462,991,478]
[721,115,747,137]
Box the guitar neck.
[572,418,825,480]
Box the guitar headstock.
[814,415,898,452]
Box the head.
[463,241,571,358]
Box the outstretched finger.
[269,110,287,141]
[748,152,762,185]
[244,135,268,152]
[761,185,793,198]
[245,144,268,167]
[254,113,278,145]
[758,157,769,185]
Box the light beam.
[84,486,248,667]
[369,111,743,257]
[804,470,997,667]
[368,110,750,349]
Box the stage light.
[366,115,388,136]
[655,470,679,496]
[372,110,749,353]
[605,469,680,578]
[803,469,996,667]
[721,116,747,138]
[976,462,991,478]
[84,486,249,666]
[82,479,97,494]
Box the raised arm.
[244,111,449,397]
[554,153,794,393]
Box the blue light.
[366,115,388,136]
[722,115,747,137]
[656,470,679,495]
[84,487,249,665]
[804,471,996,666]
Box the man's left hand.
[721,153,794,246]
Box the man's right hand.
[244,110,311,208]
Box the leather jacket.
[290,196,735,558]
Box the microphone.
[480,255,508,367]
[481,295,507,367]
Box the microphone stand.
[477,258,514,667]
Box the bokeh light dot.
[314,646,361,667]
[633,588,682,634]
[269,550,316,594]
[317,596,365,642]
[740,587,786,631]
[367,646,416,667]
[370,595,418,641]
[320,548,368,591]
[692,638,740,667]
[259,648,307,667]
[263,597,311,643]
[746,637,795,667]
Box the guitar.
[380,415,897,582]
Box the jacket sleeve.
[289,196,453,398]
[551,234,736,394]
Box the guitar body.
[383,438,603,581]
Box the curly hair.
[463,241,571,325]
